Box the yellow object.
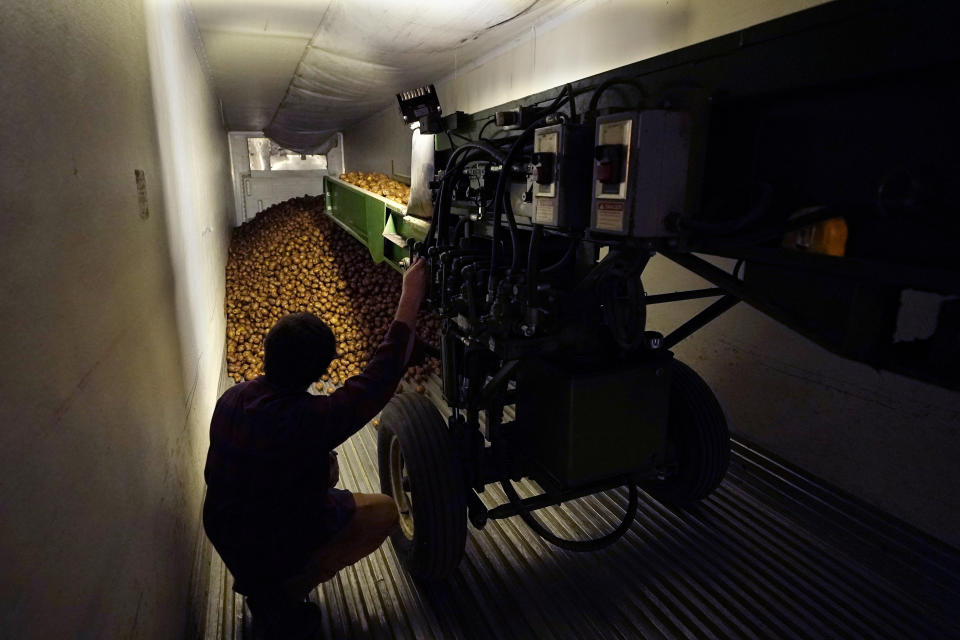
[339,171,411,206]
[783,217,848,257]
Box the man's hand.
[395,258,428,329]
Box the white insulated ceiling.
[191,0,583,151]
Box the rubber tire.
[377,392,466,580]
[642,359,730,507]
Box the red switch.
[531,152,555,185]
[595,144,624,184]
[597,161,614,183]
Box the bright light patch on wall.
[269,153,327,171]
[145,0,232,395]
[247,136,327,171]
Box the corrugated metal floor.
[201,379,960,640]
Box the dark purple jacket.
[202,320,412,589]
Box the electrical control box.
[589,110,692,238]
[531,123,593,229]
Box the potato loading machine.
[321,0,960,580]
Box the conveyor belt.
[200,379,960,640]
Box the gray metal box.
[531,123,593,229]
[589,110,692,238]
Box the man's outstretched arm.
[316,258,429,448]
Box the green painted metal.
[323,175,429,273]
[323,176,385,262]
[390,210,429,241]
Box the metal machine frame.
[319,0,960,578]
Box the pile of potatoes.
[339,171,411,206]
[225,195,440,390]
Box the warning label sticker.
[535,201,556,224]
[595,201,625,232]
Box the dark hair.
[264,312,336,390]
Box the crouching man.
[202,259,428,639]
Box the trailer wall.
[0,0,232,637]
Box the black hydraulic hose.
[453,215,469,245]
[478,117,497,140]
[428,144,505,250]
[492,136,531,276]
[427,141,507,248]
[526,224,543,304]
[500,182,523,272]
[533,83,571,115]
[500,89,577,254]
[540,237,579,274]
[499,477,639,552]
[437,153,497,250]
[488,85,573,288]
[490,124,543,280]
[563,83,576,121]
[504,215,518,271]
[489,156,525,284]
[446,141,506,165]
[587,77,647,113]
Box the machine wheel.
[643,360,730,506]
[377,392,466,580]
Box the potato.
[338,171,411,207]
[224,195,440,388]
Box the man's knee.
[379,498,399,532]
[353,492,399,534]
[369,494,399,534]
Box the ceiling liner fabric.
[264,0,581,152]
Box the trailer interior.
[2,1,959,638]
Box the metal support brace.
[487,475,636,520]
[660,251,842,349]
[663,295,740,349]
[645,287,723,304]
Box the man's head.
[264,312,336,390]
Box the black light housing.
[397,85,443,133]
